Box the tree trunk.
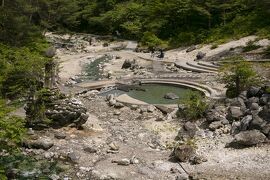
[223,9,226,26]
[1,0,4,7]
[208,16,211,29]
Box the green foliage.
[0,154,65,179]
[219,57,261,98]
[0,100,26,152]
[140,32,167,49]
[2,0,270,48]
[243,41,261,52]
[0,44,50,99]
[178,91,208,120]
[210,44,218,49]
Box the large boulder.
[231,130,266,146]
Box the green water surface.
[127,83,198,104]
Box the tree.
[219,57,261,98]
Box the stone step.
[186,61,218,72]
[175,62,217,74]
[197,61,220,69]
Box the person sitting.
[158,49,164,59]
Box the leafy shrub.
[140,32,167,49]
[210,44,218,49]
[219,56,261,98]
[243,41,261,52]
[0,100,26,152]
[178,91,208,120]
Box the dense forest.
[1,0,270,47]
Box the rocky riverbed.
[12,33,270,179]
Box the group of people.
[150,48,164,59]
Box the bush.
[178,91,208,120]
[0,100,26,152]
[243,41,261,52]
[140,32,167,49]
[219,57,261,98]
[210,44,218,49]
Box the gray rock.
[258,105,270,122]
[240,115,252,131]
[205,109,219,122]
[174,144,195,162]
[227,106,244,120]
[177,122,198,140]
[109,99,116,106]
[231,121,241,134]
[231,98,246,108]
[262,124,270,135]
[209,121,223,131]
[155,105,175,114]
[259,96,269,106]
[114,102,124,108]
[54,132,66,139]
[23,139,54,150]
[83,146,97,153]
[221,118,230,125]
[109,142,119,151]
[246,97,259,109]
[250,103,260,110]
[189,155,207,165]
[49,174,60,180]
[67,152,80,163]
[250,114,266,130]
[232,130,266,146]
[176,174,189,180]
[112,158,130,166]
[186,45,196,53]
[27,128,35,135]
[164,93,179,100]
[247,86,260,98]
[147,105,156,113]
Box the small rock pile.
[206,86,270,146]
[45,98,89,128]
[25,89,89,129]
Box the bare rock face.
[232,130,266,146]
